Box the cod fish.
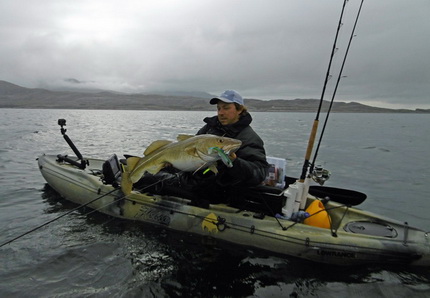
[121,134,242,195]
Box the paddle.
[308,185,366,206]
[285,176,366,206]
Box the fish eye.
[218,138,224,143]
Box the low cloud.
[0,0,428,109]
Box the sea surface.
[0,109,429,297]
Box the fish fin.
[128,159,166,183]
[185,147,199,157]
[155,164,166,173]
[162,161,173,168]
[208,164,218,174]
[176,134,195,142]
[121,170,132,195]
[193,164,205,174]
[126,157,146,183]
[144,140,173,155]
[193,163,218,175]
[134,164,165,178]
[126,157,141,172]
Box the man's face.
[217,102,241,125]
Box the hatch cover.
[344,221,398,238]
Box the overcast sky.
[0,0,429,109]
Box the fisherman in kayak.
[196,90,268,186]
[135,90,269,205]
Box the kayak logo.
[317,249,356,259]
[202,213,219,233]
[135,205,171,226]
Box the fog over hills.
[0,80,428,113]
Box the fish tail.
[121,166,133,195]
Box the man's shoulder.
[203,115,218,125]
[237,125,264,145]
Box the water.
[0,109,429,297]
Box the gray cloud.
[0,0,428,108]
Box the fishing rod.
[299,0,349,182]
[310,0,365,173]
[282,0,363,219]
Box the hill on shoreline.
[0,80,428,113]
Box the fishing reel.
[311,165,331,185]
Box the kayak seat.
[102,154,121,187]
[120,154,138,165]
[226,185,286,216]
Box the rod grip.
[299,119,319,182]
[305,120,319,161]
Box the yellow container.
[303,200,331,229]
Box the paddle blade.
[308,186,366,206]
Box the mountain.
[0,80,210,110]
[0,80,428,113]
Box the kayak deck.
[37,154,430,266]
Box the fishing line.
[299,0,348,181]
[310,0,365,172]
[0,172,178,248]
[0,188,118,248]
[315,0,349,119]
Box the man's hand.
[229,152,237,162]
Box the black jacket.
[197,113,269,186]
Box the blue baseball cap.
[210,90,244,105]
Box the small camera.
[58,119,66,126]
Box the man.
[196,90,268,187]
[135,90,268,204]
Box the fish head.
[193,134,242,160]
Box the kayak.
[37,151,430,267]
